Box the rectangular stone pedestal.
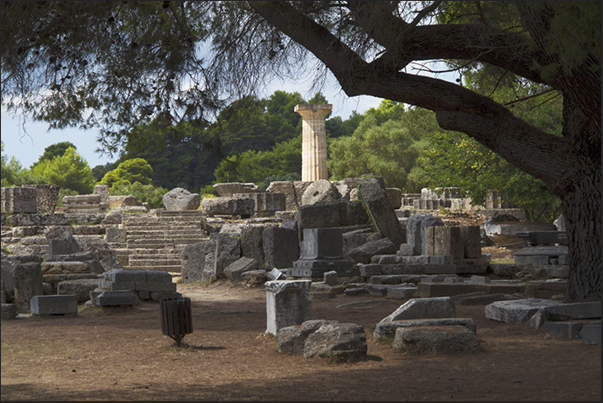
[265,280,312,335]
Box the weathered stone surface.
[202,197,255,217]
[45,226,82,258]
[93,184,110,204]
[386,188,402,209]
[301,180,341,206]
[263,226,299,269]
[233,192,286,215]
[162,187,200,211]
[543,321,584,340]
[347,200,370,227]
[30,295,78,315]
[579,322,601,346]
[213,233,241,279]
[303,321,367,361]
[1,259,16,301]
[359,178,405,248]
[265,280,312,335]
[277,319,332,354]
[14,262,44,313]
[297,200,349,230]
[1,186,37,213]
[266,181,299,211]
[485,298,561,323]
[526,301,601,329]
[379,297,456,323]
[241,225,265,263]
[347,237,396,264]
[57,279,100,303]
[181,241,211,283]
[373,318,476,341]
[427,226,463,258]
[213,182,257,197]
[224,257,261,283]
[92,290,138,306]
[393,326,481,354]
[23,184,60,214]
[105,227,126,243]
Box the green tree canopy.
[30,146,95,194]
[31,141,77,169]
[99,158,153,189]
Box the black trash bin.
[160,297,192,346]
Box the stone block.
[105,227,126,243]
[57,279,100,303]
[485,298,561,323]
[303,322,367,361]
[263,226,299,269]
[202,197,255,217]
[265,181,298,211]
[265,280,312,335]
[146,270,173,282]
[385,188,402,209]
[224,257,261,283]
[459,226,482,258]
[347,238,396,264]
[374,318,476,340]
[514,246,568,266]
[579,322,601,346]
[1,187,37,213]
[135,282,177,292]
[297,200,349,230]
[526,301,601,329]
[213,233,241,278]
[14,262,44,313]
[277,320,331,354]
[393,326,481,353]
[213,182,257,197]
[93,184,110,203]
[105,269,148,283]
[162,187,200,211]
[379,297,456,323]
[93,290,138,306]
[233,192,286,215]
[543,321,584,339]
[347,200,370,227]
[181,242,209,283]
[300,228,344,260]
[30,295,78,315]
[359,178,405,248]
[406,214,444,256]
[241,225,265,263]
[301,179,341,205]
[387,286,417,299]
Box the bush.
[109,182,168,209]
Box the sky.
[1,75,383,170]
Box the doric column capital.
[294,104,333,119]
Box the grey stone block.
[105,269,148,283]
[14,262,44,313]
[146,270,173,283]
[263,226,299,269]
[359,178,405,248]
[30,295,78,315]
[241,225,265,263]
[379,297,456,323]
[297,200,349,230]
[135,282,177,292]
[543,321,583,339]
[485,298,561,323]
[265,280,312,335]
[93,290,138,306]
[374,318,476,340]
[579,322,601,346]
[57,279,100,303]
[213,233,242,278]
[224,257,261,283]
[393,326,481,353]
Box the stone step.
[124,224,205,232]
[126,229,207,237]
[124,264,181,273]
[128,258,182,267]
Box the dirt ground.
[1,279,600,401]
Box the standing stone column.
[294,104,332,181]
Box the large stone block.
[224,257,261,283]
[406,214,444,256]
[347,237,396,264]
[263,226,299,269]
[30,295,78,315]
[23,184,60,214]
[181,241,211,283]
[265,280,312,335]
[1,186,38,214]
[427,226,463,259]
[385,188,402,209]
[57,279,100,303]
[212,233,241,278]
[45,226,82,258]
[303,322,367,360]
[233,192,286,215]
[379,297,456,323]
[297,200,349,231]
[162,187,200,211]
[213,182,257,197]
[359,178,405,248]
[201,197,255,217]
[393,326,481,354]
[460,226,482,258]
[266,181,299,211]
[373,318,476,341]
[301,179,341,206]
[241,225,265,263]
[300,228,344,260]
[14,262,44,313]
[485,298,561,323]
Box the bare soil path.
[1,281,600,401]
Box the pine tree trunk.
[562,167,601,302]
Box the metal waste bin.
[160,297,192,346]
